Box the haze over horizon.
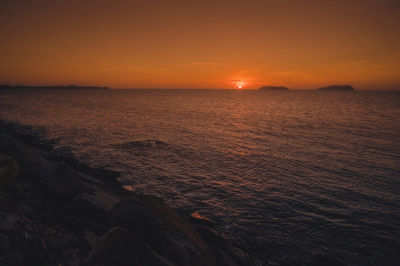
[1,0,400,90]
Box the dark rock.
[194,225,252,266]
[0,252,24,265]
[62,191,119,229]
[121,184,135,193]
[307,254,346,266]
[0,124,250,266]
[37,161,88,199]
[0,219,15,231]
[22,235,47,264]
[61,248,80,266]
[52,154,119,185]
[90,168,120,186]
[0,154,19,190]
[110,194,217,266]
[0,134,48,176]
[225,246,252,266]
[44,228,77,251]
[85,226,176,266]
[7,182,35,200]
[211,246,239,266]
[0,232,11,254]
[3,212,35,230]
[77,172,104,185]
[84,230,98,248]
[189,211,216,227]
[279,258,298,266]
[194,225,227,247]
[15,200,38,215]
[0,194,17,214]
[5,214,23,226]
[195,225,252,266]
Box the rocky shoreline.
[0,121,251,266]
[0,121,349,266]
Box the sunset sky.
[1,0,399,90]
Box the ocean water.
[1,89,399,265]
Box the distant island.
[317,85,354,91]
[259,86,289,91]
[0,84,109,90]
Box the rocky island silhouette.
[0,85,109,90]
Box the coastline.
[0,120,350,266]
[0,85,109,90]
[0,120,251,266]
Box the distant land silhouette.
[259,86,289,91]
[317,85,354,91]
[0,84,109,90]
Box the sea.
[1,89,399,265]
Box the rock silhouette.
[0,121,252,266]
[0,154,19,190]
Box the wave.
[115,140,169,150]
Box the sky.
[1,0,400,90]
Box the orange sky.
[1,0,400,89]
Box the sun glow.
[235,81,246,89]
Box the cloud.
[191,62,220,66]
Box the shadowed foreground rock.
[0,125,252,266]
[110,194,217,266]
[0,154,19,190]
[306,254,346,266]
[85,227,176,266]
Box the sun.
[231,78,247,89]
[236,82,245,89]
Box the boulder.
[0,134,48,176]
[77,172,104,185]
[5,213,24,226]
[90,168,120,186]
[0,154,19,190]
[53,155,120,186]
[306,254,346,266]
[211,246,239,266]
[189,211,216,227]
[0,232,11,253]
[61,247,80,266]
[194,225,251,266]
[194,225,227,247]
[62,191,119,230]
[0,252,24,265]
[84,230,98,249]
[22,235,47,263]
[36,161,88,199]
[225,246,251,266]
[110,194,217,266]
[0,218,15,232]
[43,228,77,251]
[85,226,176,266]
